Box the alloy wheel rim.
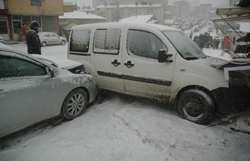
[67,93,85,116]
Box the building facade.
[93,0,168,10]
[0,0,64,41]
[94,3,164,24]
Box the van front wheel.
[177,89,215,124]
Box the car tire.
[61,40,66,45]
[42,42,47,47]
[177,89,215,124]
[62,89,88,120]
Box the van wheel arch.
[175,86,217,124]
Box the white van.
[68,23,250,124]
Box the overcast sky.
[65,0,230,8]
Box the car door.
[51,33,60,44]
[0,52,60,135]
[122,26,176,100]
[44,33,53,45]
[90,27,125,92]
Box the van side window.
[93,28,121,55]
[70,29,90,53]
[127,30,167,59]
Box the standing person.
[22,23,29,35]
[195,36,201,48]
[26,21,41,54]
[200,40,204,51]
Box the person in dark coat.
[26,21,41,54]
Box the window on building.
[0,18,8,34]
[127,30,167,59]
[70,29,91,53]
[93,28,121,54]
[12,16,21,34]
[32,16,41,25]
[22,16,31,26]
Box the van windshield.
[162,30,206,60]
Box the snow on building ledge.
[119,15,158,24]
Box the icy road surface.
[0,43,249,161]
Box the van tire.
[177,89,215,124]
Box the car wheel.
[42,42,47,47]
[61,40,66,45]
[62,89,88,120]
[177,89,215,124]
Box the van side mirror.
[158,49,173,63]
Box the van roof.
[72,22,180,32]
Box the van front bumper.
[211,87,250,114]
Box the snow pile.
[0,96,249,161]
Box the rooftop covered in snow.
[119,15,157,24]
[59,11,106,20]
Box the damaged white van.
[68,23,250,124]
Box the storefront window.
[12,16,21,20]
[22,16,31,27]
[0,19,8,34]
[32,16,40,24]
[13,21,21,34]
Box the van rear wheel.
[177,89,215,124]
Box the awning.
[213,15,250,22]
[216,7,250,16]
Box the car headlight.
[229,71,249,87]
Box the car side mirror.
[46,67,55,78]
[158,49,173,63]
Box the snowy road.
[0,43,250,161]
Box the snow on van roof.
[119,15,154,24]
[72,22,180,32]
[59,11,106,20]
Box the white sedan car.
[38,32,67,47]
[0,43,98,138]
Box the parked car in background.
[38,32,67,47]
[0,36,5,44]
[0,43,98,138]
[193,27,200,32]
[208,27,213,32]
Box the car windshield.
[162,30,206,60]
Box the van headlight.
[229,71,249,87]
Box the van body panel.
[68,23,250,119]
[122,24,176,99]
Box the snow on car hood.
[193,55,250,69]
[32,55,83,69]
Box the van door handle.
[111,59,121,67]
[124,61,134,68]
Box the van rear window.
[70,29,90,53]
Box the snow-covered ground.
[0,36,250,161]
